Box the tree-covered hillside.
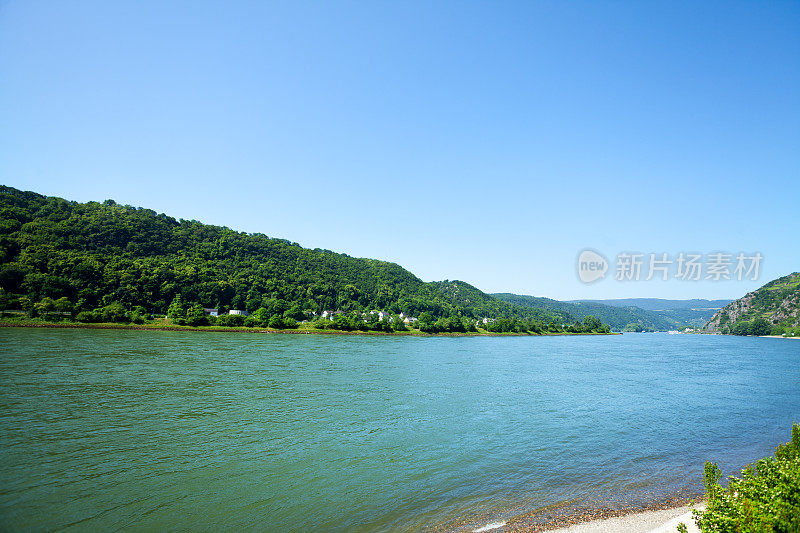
[0,185,566,324]
[704,272,800,336]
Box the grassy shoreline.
[0,318,619,337]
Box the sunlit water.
[0,329,798,532]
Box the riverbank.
[543,503,704,533]
[461,499,704,533]
[439,488,704,533]
[0,318,619,337]
[508,495,702,533]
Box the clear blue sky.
[1,1,798,300]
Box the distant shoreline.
[0,320,620,337]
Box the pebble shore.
[435,489,704,533]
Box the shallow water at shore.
[0,329,798,531]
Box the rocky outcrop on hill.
[704,272,800,332]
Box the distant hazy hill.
[574,298,732,329]
[492,293,677,331]
[704,272,800,335]
[573,298,732,311]
[492,295,733,331]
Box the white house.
[229,309,248,316]
[322,310,343,320]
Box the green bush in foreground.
[693,423,800,532]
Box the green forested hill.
[0,185,563,323]
[433,282,569,323]
[492,293,676,331]
[704,272,800,336]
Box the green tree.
[221,313,245,327]
[75,310,100,323]
[186,304,208,327]
[731,321,752,336]
[284,304,305,321]
[54,297,73,315]
[167,295,185,320]
[749,318,771,336]
[418,312,434,325]
[694,424,800,532]
[100,302,129,323]
[251,307,270,327]
[582,315,602,332]
[392,315,408,331]
[33,297,56,316]
[18,296,32,316]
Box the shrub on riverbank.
[75,303,146,324]
[693,423,800,532]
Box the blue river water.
[0,329,798,532]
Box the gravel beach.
[545,504,705,533]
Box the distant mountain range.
[493,294,731,331]
[571,298,732,312]
[704,272,800,335]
